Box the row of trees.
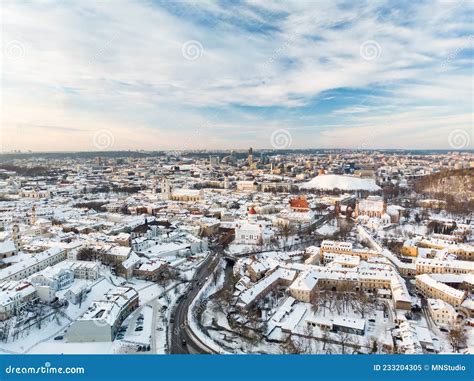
[310,288,377,319]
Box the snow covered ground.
[301,174,381,191]
[31,341,115,354]
[122,305,152,347]
[316,220,339,235]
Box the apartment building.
[416,274,466,307]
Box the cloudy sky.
[1,0,473,152]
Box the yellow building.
[416,274,466,307]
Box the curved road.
[169,251,222,354]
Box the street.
[169,251,222,354]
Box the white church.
[234,207,273,246]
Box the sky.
[1,0,473,152]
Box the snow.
[122,305,152,346]
[301,174,381,191]
[0,277,117,354]
[30,341,114,354]
[316,222,338,235]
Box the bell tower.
[12,224,22,251]
[161,178,171,200]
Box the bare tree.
[354,289,373,319]
[319,292,330,317]
[448,322,467,353]
[278,223,294,247]
[282,337,300,354]
[36,304,46,329]
[321,326,330,351]
[78,289,87,308]
[338,331,355,354]
[292,334,312,354]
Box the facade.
[354,196,402,227]
[236,181,257,192]
[416,274,466,307]
[66,286,139,342]
[68,261,100,280]
[134,259,167,281]
[160,178,203,201]
[19,187,50,199]
[354,196,386,219]
[320,240,379,261]
[287,265,411,310]
[30,267,74,302]
[0,282,38,321]
[416,258,474,275]
[289,270,319,302]
[65,283,89,305]
[234,207,272,245]
[118,252,141,279]
[169,189,203,202]
[427,298,457,327]
[0,247,67,282]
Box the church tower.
[12,224,22,251]
[161,178,171,200]
[31,205,37,225]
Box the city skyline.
[1,0,473,152]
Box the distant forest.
[414,168,474,214]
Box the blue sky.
[1,0,473,151]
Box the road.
[169,251,222,354]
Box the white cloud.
[1,0,472,150]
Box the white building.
[0,281,38,321]
[67,261,100,280]
[416,258,474,275]
[0,240,17,259]
[66,286,139,342]
[236,181,257,192]
[30,267,74,302]
[0,247,67,282]
[234,207,273,245]
[427,298,457,327]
